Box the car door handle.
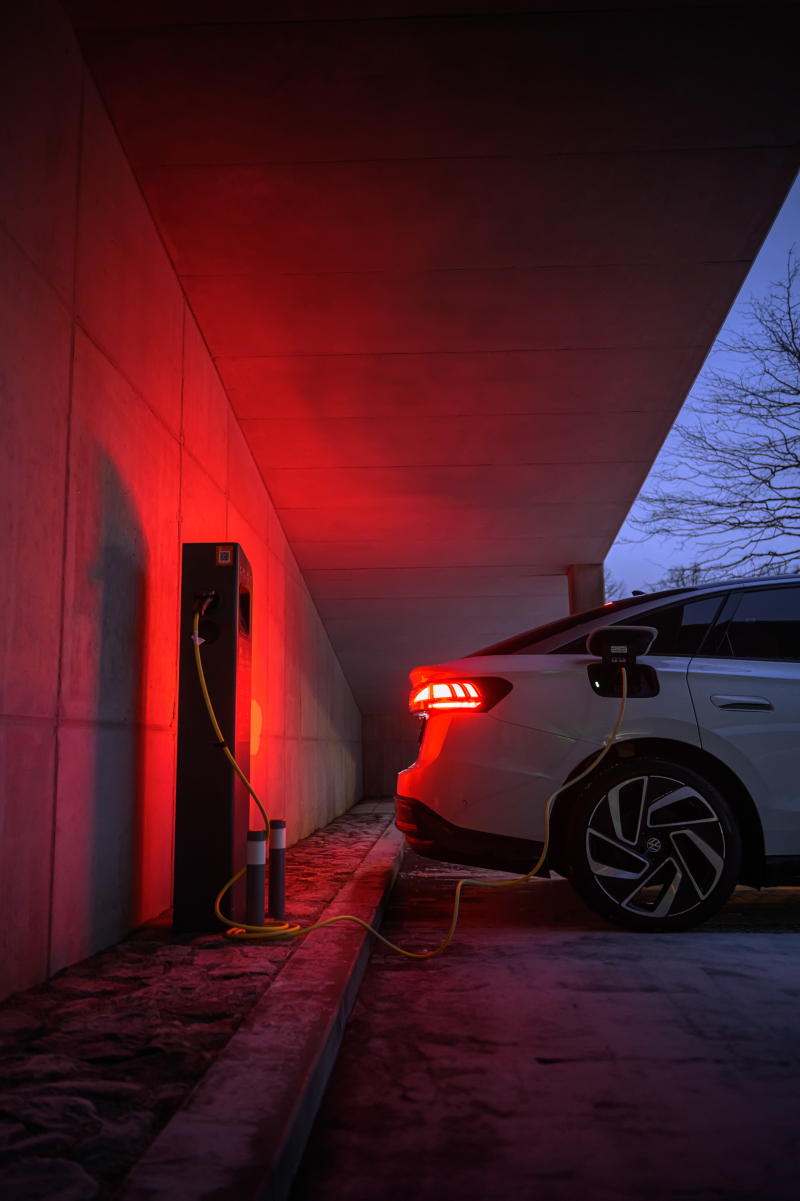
[710,694,774,711]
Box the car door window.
[550,595,723,655]
[703,586,800,661]
[635,595,725,656]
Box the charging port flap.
[586,625,660,698]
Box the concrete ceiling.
[66,1,800,713]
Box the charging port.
[586,625,660,698]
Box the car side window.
[628,595,724,656]
[550,595,723,655]
[702,586,800,661]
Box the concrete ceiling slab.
[275,503,625,544]
[238,410,673,468]
[218,347,699,420]
[67,1,800,712]
[303,565,568,599]
[64,1,764,25]
[262,462,651,509]
[71,10,800,163]
[137,149,796,276]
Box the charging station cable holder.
[586,625,659,698]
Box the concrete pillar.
[567,564,605,615]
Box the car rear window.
[549,595,725,656]
[469,587,694,656]
[702,586,800,661]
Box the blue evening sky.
[605,171,800,594]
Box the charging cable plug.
[192,591,217,617]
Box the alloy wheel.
[567,760,741,930]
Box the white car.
[395,577,800,930]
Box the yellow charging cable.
[192,612,269,833]
[193,611,627,956]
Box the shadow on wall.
[362,714,421,799]
[88,450,148,948]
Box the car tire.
[565,757,742,932]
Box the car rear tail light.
[409,677,512,715]
[411,681,481,711]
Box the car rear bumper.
[394,794,549,876]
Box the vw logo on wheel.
[646,837,662,854]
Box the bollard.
[268,818,286,920]
[246,830,266,927]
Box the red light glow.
[410,680,482,713]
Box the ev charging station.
[169,545,655,951]
[173,543,253,931]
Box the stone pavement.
[291,851,800,1201]
[0,805,393,1201]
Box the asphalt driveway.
[291,850,800,1201]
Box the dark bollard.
[246,830,266,927]
[268,818,286,920]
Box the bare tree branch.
[628,249,800,580]
[604,567,627,601]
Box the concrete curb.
[119,823,405,1201]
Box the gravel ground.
[0,809,391,1201]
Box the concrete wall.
[0,0,361,999]
[362,715,422,799]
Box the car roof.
[467,573,800,658]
